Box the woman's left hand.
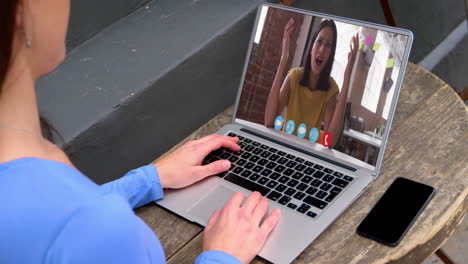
[154,134,240,189]
[346,33,359,72]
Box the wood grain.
[137,63,468,263]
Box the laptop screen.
[235,5,410,168]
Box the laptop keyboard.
[202,132,355,219]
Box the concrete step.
[37,0,268,184]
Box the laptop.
[158,3,413,263]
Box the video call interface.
[236,6,409,166]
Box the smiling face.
[310,26,334,76]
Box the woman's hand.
[280,18,295,62]
[154,134,240,189]
[202,192,281,264]
[345,33,359,76]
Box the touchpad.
[187,185,236,226]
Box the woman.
[264,18,358,148]
[0,0,280,263]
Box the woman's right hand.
[281,18,295,62]
[202,192,281,264]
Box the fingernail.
[222,160,231,169]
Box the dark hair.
[1,0,60,143]
[299,19,337,91]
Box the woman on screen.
[264,18,358,148]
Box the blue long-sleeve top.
[0,157,241,264]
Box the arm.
[264,18,295,127]
[323,33,359,148]
[100,164,163,209]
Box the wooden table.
[135,63,468,263]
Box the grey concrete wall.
[67,0,150,49]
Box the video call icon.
[297,123,307,139]
[285,120,295,135]
[309,127,319,143]
[274,115,284,131]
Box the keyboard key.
[313,171,325,179]
[252,148,263,155]
[260,169,272,177]
[253,165,263,173]
[241,152,252,159]
[332,178,349,188]
[228,132,237,137]
[269,154,280,162]
[325,192,338,202]
[260,151,271,158]
[297,183,308,191]
[275,184,287,192]
[315,190,327,199]
[286,161,298,168]
[258,158,269,166]
[228,156,239,163]
[260,144,269,150]
[239,142,248,149]
[278,176,289,184]
[224,173,270,196]
[305,161,314,166]
[311,179,322,187]
[292,172,304,180]
[285,188,296,196]
[274,165,286,173]
[301,176,313,184]
[212,149,223,156]
[324,168,334,174]
[333,171,344,178]
[267,191,282,201]
[236,159,247,166]
[233,167,244,174]
[294,192,306,200]
[283,168,294,176]
[320,183,332,191]
[306,187,318,195]
[295,164,306,172]
[295,157,305,163]
[217,171,229,178]
[343,175,354,182]
[266,162,277,169]
[248,173,260,181]
[330,187,342,194]
[304,195,328,209]
[286,179,299,188]
[241,170,252,178]
[322,174,334,182]
[245,162,255,170]
[249,155,260,163]
[266,181,278,189]
[286,154,296,160]
[244,138,252,143]
[277,151,287,156]
[277,157,288,165]
[278,196,292,205]
[297,204,311,214]
[306,211,317,218]
[244,145,255,152]
[269,172,281,180]
[287,203,298,209]
[269,147,278,153]
[304,168,316,175]
[237,136,245,140]
[258,177,269,185]
[252,141,261,146]
[220,152,231,159]
[313,164,324,170]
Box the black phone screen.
[357,177,435,246]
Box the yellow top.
[284,67,339,135]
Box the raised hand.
[347,33,359,68]
[202,192,281,264]
[281,18,295,61]
[154,134,240,189]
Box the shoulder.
[328,77,339,95]
[288,67,303,79]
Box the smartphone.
[356,177,435,246]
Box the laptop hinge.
[240,128,357,172]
